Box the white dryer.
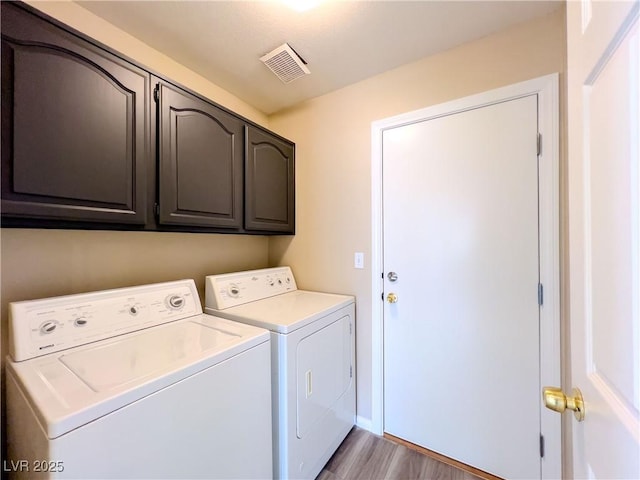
[6,280,272,480]
[205,267,356,480]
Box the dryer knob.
[40,321,58,334]
[74,317,88,327]
[167,295,185,309]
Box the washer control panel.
[205,267,297,310]
[9,280,201,362]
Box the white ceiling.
[76,1,563,115]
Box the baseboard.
[355,415,373,432]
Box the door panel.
[245,126,295,233]
[158,82,243,229]
[296,315,352,439]
[1,3,148,225]
[587,21,637,408]
[383,95,541,479]
[567,1,639,477]
[13,47,131,204]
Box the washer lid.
[205,290,354,334]
[7,315,269,439]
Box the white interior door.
[383,95,542,479]
[567,1,639,478]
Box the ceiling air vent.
[260,43,310,84]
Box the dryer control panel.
[9,280,202,362]
[205,267,297,310]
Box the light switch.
[354,252,364,269]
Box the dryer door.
[296,313,352,438]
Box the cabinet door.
[157,82,243,229]
[245,126,295,233]
[1,3,149,225]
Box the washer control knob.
[167,295,185,310]
[40,321,58,334]
[228,284,240,297]
[74,317,88,327]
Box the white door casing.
[371,74,560,478]
[567,1,640,478]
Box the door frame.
[370,74,561,478]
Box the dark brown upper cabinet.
[156,81,243,229]
[1,2,295,235]
[245,126,295,233]
[1,2,149,225]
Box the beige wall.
[1,230,268,308]
[269,8,567,424]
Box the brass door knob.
[543,386,585,422]
[387,293,398,303]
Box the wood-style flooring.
[317,428,483,480]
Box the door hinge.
[350,365,353,378]
[538,283,544,306]
[349,322,352,334]
[153,84,160,103]
[381,292,384,301]
[153,203,159,217]
[540,434,545,458]
[537,132,542,156]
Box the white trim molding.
[356,415,374,432]
[370,73,561,479]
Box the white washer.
[6,280,272,480]
[204,267,356,480]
